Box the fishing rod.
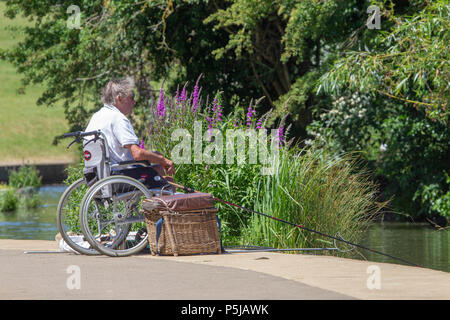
[167,181,422,268]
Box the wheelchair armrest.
[111,160,151,170]
[120,160,151,166]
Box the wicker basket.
[144,206,222,257]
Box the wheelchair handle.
[63,130,103,149]
[63,130,102,138]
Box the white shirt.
[85,104,139,164]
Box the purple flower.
[209,93,223,124]
[192,84,199,112]
[157,86,165,117]
[278,126,284,146]
[139,139,145,149]
[247,105,256,129]
[211,98,223,124]
[192,75,202,112]
[216,104,223,122]
[212,98,217,115]
[256,118,262,129]
[180,84,187,102]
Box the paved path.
[0,240,449,300]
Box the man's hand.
[152,150,175,176]
[162,158,175,176]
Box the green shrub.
[8,165,42,189]
[308,94,449,219]
[0,187,18,212]
[19,193,41,210]
[2,165,43,211]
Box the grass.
[240,145,381,254]
[0,2,77,164]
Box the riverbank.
[1,239,448,300]
[0,161,75,184]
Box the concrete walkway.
[0,239,449,300]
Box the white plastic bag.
[59,235,91,254]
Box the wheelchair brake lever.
[82,137,97,147]
[66,137,81,149]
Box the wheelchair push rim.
[79,175,152,257]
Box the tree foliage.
[204,0,369,136]
[320,0,449,124]
[314,0,449,219]
[2,0,448,219]
[2,0,371,139]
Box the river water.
[0,185,448,273]
[0,185,65,241]
[352,222,448,272]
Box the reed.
[240,144,381,253]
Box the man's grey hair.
[101,77,135,105]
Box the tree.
[319,0,449,124]
[203,0,370,137]
[2,0,373,140]
[315,0,449,219]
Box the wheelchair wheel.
[79,175,152,257]
[56,178,99,255]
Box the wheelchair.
[56,130,174,257]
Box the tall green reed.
[241,145,381,253]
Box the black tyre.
[56,178,99,255]
[79,176,152,257]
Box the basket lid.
[143,193,215,212]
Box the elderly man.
[85,77,175,181]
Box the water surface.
[0,185,65,240]
[353,222,448,272]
